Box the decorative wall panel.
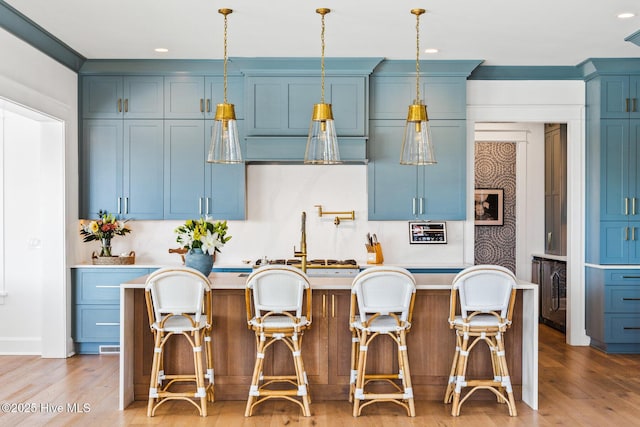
[474,142,516,272]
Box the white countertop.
[120,271,537,291]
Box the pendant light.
[207,8,242,164]
[304,8,341,164]
[400,9,436,165]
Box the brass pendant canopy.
[208,8,243,164]
[305,7,341,164]
[400,8,437,166]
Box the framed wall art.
[474,188,504,226]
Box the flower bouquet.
[80,210,132,259]
[175,218,231,275]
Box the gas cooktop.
[253,259,360,277]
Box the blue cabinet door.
[164,76,206,119]
[600,75,640,119]
[205,121,246,220]
[122,121,164,219]
[246,76,366,137]
[368,120,419,220]
[600,120,629,220]
[205,76,244,120]
[80,119,123,217]
[122,76,164,119]
[83,76,163,119]
[420,121,466,220]
[371,76,467,120]
[163,120,206,219]
[82,76,123,119]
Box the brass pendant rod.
[219,8,233,104]
[411,9,426,104]
[317,8,330,104]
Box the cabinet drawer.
[606,270,640,285]
[74,306,120,341]
[605,286,640,312]
[73,268,149,304]
[605,314,640,343]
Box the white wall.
[0,28,77,357]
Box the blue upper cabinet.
[164,120,245,220]
[81,119,164,220]
[82,76,164,119]
[164,75,244,120]
[245,76,365,136]
[599,75,640,119]
[371,76,466,120]
[368,120,466,220]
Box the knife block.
[366,242,384,264]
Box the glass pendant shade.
[207,103,242,163]
[305,103,340,164]
[400,103,436,165]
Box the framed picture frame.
[474,188,504,226]
[408,221,447,244]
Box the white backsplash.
[73,164,466,266]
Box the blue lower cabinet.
[72,267,150,354]
[586,267,640,353]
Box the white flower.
[200,230,222,255]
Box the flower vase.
[100,238,112,257]
[185,248,214,277]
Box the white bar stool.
[144,267,214,417]
[444,264,518,416]
[244,265,312,417]
[349,266,417,417]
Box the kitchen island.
[119,271,538,411]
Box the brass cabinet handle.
[547,232,552,251]
[626,98,630,112]
[124,98,129,112]
[200,98,204,113]
[633,226,636,241]
[331,294,335,318]
[625,226,629,241]
[634,198,637,216]
[206,99,211,113]
[117,98,122,113]
[322,294,327,318]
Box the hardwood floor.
[1,325,639,426]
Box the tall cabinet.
[583,59,640,353]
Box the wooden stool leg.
[147,330,163,417]
[291,333,311,416]
[192,331,207,417]
[496,331,518,416]
[349,330,359,403]
[451,330,470,417]
[204,333,215,402]
[352,330,368,417]
[398,330,415,417]
[245,333,266,417]
[444,332,461,404]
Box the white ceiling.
[5,0,640,66]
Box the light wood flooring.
[1,325,639,426]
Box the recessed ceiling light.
[618,12,635,19]
[424,48,439,54]
[154,48,169,53]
